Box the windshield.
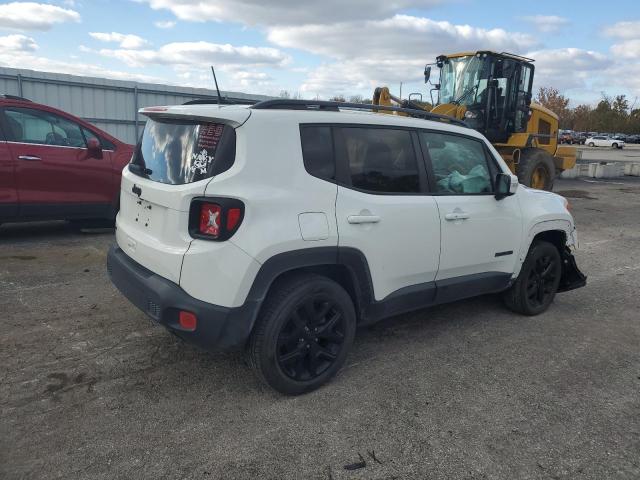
[130,118,235,185]
[439,55,487,106]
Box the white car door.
[334,126,441,301]
[419,131,522,289]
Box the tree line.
[280,88,640,134]
[534,87,639,134]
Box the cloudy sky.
[0,0,638,106]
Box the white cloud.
[154,20,176,29]
[95,41,290,69]
[0,34,38,52]
[138,0,441,25]
[0,2,80,30]
[230,70,272,88]
[602,20,640,61]
[520,15,569,33]
[89,32,149,49]
[0,42,161,84]
[269,15,536,61]
[602,21,640,39]
[610,39,640,59]
[525,48,609,92]
[266,14,535,97]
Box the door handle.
[18,155,41,161]
[347,215,381,224]
[444,211,470,221]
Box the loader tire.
[517,148,556,191]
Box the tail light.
[189,197,244,241]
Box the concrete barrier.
[595,163,625,178]
[623,163,640,177]
[560,162,640,179]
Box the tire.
[612,143,618,149]
[503,241,562,316]
[516,148,556,191]
[247,273,356,395]
[588,142,595,147]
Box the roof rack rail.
[0,94,31,102]
[250,99,469,128]
[182,97,258,106]
[498,52,535,63]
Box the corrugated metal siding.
[0,67,272,144]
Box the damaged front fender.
[558,247,587,293]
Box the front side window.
[421,131,493,194]
[337,127,420,194]
[130,118,236,185]
[82,127,115,151]
[4,108,85,147]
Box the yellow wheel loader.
[373,51,577,190]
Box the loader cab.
[433,51,534,144]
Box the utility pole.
[399,82,403,100]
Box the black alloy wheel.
[276,295,346,381]
[247,273,356,395]
[525,254,559,309]
[503,240,562,316]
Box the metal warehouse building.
[0,66,272,144]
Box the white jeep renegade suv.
[107,99,586,395]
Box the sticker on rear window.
[189,123,225,174]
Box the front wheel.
[247,273,356,395]
[588,142,595,147]
[503,241,562,316]
[612,143,618,149]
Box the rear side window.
[420,131,493,194]
[300,126,335,181]
[130,118,236,185]
[337,127,420,193]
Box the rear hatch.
[116,105,249,283]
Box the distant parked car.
[574,133,587,145]
[627,134,640,144]
[585,135,624,149]
[559,132,574,144]
[0,94,134,226]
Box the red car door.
[3,106,114,219]
[0,127,18,220]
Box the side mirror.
[495,173,518,200]
[87,137,103,159]
[424,65,431,84]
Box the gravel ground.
[1,177,639,480]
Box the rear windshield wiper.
[128,163,152,176]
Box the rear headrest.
[363,142,391,170]
[6,116,22,140]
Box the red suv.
[0,95,134,225]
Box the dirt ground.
[1,177,639,479]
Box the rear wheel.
[503,241,562,316]
[247,273,356,395]
[517,148,556,191]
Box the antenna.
[211,66,222,107]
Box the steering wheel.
[45,131,68,146]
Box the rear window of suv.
[130,118,236,184]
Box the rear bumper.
[107,245,259,350]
